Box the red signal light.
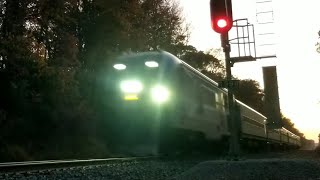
[217,19,227,28]
[210,0,233,34]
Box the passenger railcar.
[108,51,301,154]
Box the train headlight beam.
[120,80,143,93]
[151,85,170,104]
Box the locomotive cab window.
[178,67,197,97]
[200,85,216,108]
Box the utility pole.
[221,33,240,158]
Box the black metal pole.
[221,33,240,158]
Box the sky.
[179,0,320,142]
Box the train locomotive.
[107,51,301,154]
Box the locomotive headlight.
[145,61,159,68]
[113,64,126,70]
[151,85,170,104]
[120,80,143,93]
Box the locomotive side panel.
[170,65,229,140]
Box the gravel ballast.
[0,159,201,180]
[174,159,320,180]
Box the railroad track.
[0,156,156,173]
[1,151,319,179]
[0,156,202,179]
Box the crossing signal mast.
[210,0,281,159]
[210,0,240,159]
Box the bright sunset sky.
[179,0,320,142]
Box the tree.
[281,113,304,138]
[316,42,320,53]
[73,0,190,70]
[0,0,103,161]
[0,0,35,118]
[233,79,264,113]
[316,30,320,53]
[180,48,225,81]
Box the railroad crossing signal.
[218,80,239,89]
[210,0,233,34]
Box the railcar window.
[178,67,199,103]
[223,94,228,108]
[215,93,225,111]
[200,85,216,108]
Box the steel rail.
[0,156,157,173]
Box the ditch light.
[124,94,139,101]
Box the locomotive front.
[110,52,178,116]
[106,52,180,151]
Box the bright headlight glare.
[145,61,159,68]
[113,64,126,70]
[151,85,170,103]
[120,80,143,93]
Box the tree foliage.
[233,79,264,113]
[281,113,304,138]
[180,48,225,81]
[316,30,320,53]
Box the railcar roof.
[236,100,267,119]
[115,51,181,65]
